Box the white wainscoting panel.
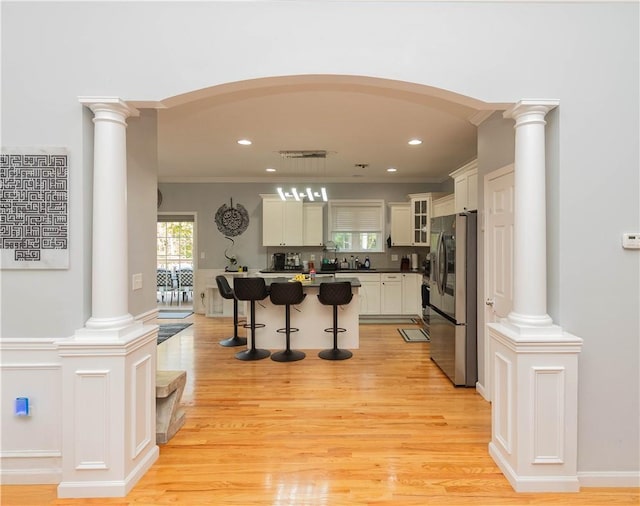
[0,338,63,484]
[132,354,153,458]
[74,370,110,470]
[494,351,513,455]
[532,366,565,464]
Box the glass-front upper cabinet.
[410,193,431,246]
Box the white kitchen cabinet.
[337,272,380,315]
[408,193,445,246]
[450,159,478,212]
[336,272,420,316]
[303,203,324,246]
[261,198,303,246]
[389,203,411,246]
[432,194,455,218]
[381,273,402,314]
[401,273,421,316]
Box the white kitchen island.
[243,277,361,350]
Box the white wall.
[2,0,638,481]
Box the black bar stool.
[317,281,353,360]
[269,281,306,362]
[233,277,271,361]
[215,275,247,347]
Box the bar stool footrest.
[276,327,300,334]
[242,322,266,330]
[323,327,347,334]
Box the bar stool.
[269,281,306,362]
[233,277,271,361]
[317,281,353,360]
[215,275,247,347]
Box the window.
[328,200,385,253]
[157,218,194,271]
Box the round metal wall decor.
[215,198,249,237]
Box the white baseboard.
[475,380,490,401]
[135,307,159,324]
[57,445,159,498]
[489,442,580,493]
[1,464,61,484]
[578,471,640,488]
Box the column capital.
[79,96,139,123]
[503,99,559,127]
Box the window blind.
[329,201,384,232]
[157,214,195,223]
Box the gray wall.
[2,0,638,476]
[158,181,445,271]
[127,110,159,318]
[476,111,516,387]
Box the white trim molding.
[578,471,640,488]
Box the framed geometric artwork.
[0,147,69,269]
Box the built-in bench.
[156,370,186,444]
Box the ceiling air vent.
[279,150,327,159]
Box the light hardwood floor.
[2,314,638,505]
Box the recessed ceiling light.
[387,167,397,173]
[408,139,422,145]
[237,139,252,146]
[266,168,276,172]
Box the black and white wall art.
[0,147,69,269]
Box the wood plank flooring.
[2,314,638,505]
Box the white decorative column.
[507,101,556,329]
[488,100,583,492]
[57,98,159,498]
[80,98,135,333]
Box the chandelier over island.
[277,187,328,202]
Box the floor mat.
[158,310,193,319]
[398,328,430,342]
[157,323,192,344]
[360,317,421,324]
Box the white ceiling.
[152,76,501,184]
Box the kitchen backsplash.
[264,246,429,271]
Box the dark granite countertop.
[259,269,423,274]
[264,276,362,288]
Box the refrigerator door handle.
[437,231,446,296]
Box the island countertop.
[259,269,424,275]
[262,276,361,288]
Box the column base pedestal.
[487,322,582,493]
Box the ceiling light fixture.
[277,186,328,202]
[237,139,252,145]
[387,167,397,172]
[408,139,422,145]
[266,167,276,172]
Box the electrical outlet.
[15,397,30,416]
[391,254,398,261]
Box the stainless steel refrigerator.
[428,211,477,387]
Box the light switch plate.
[132,273,143,290]
[622,233,640,249]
